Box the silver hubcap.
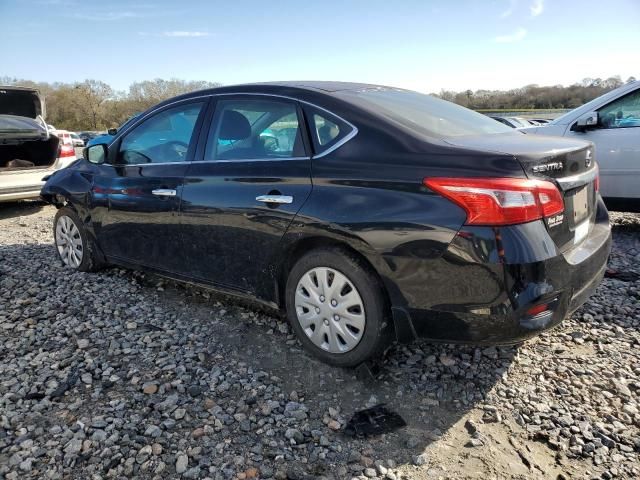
[55,215,83,268]
[295,267,366,354]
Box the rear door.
[95,98,207,272]
[180,95,312,297]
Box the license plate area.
[571,186,589,224]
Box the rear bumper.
[0,157,75,202]
[391,197,612,344]
[0,186,44,202]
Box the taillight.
[59,144,75,158]
[424,177,564,226]
[526,303,549,316]
[594,167,600,192]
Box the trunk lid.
[0,86,43,119]
[0,115,49,141]
[0,87,48,141]
[444,132,598,252]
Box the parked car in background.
[42,82,610,367]
[78,131,100,144]
[52,130,73,145]
[0,86,76,202]
[489,115,535,129]
[531,118,551,125]
[70,132,84,147]
[87,113,141,147]
[524,81,640,211]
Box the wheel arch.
[273,233,409,336]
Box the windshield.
[340,88,512,138]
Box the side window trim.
[199,94,311,162]
[108,97,209,166]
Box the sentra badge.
[533,162,564,173]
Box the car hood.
[518,125,543,134]
[87,134,114,147]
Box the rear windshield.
[0,88,42,119]
[340,88,512,138]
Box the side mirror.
[107,128,118,136]
[571,111,598,132]
[85,144,108,164]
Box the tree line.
[0,77,221,131]
[434,76,636,111]
[1,75,636,131]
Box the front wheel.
[53,207,102,272]
[285,247,389,367]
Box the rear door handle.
[256,195,293,204]
[152,189,177,197]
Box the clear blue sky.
[1,0,638,93]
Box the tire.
[53,207,102,272]
[285,247,390,367]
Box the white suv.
[525,81,640,210]
[0,86,77,202]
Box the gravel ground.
[0,202,638,480]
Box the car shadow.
[1,242,518,477]
[0,200,46,220]
[150,273,518,472]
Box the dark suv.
[41,82,611,367]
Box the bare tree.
[72,80,113,129]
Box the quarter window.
[117,102,204,165]
[205,99,305,160]
[313,114,341,146]
[598,89,640,129]
[304,107,353,155]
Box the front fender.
[40,161,98,228]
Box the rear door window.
[204,98,306,160]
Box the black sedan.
[41,82,611,367]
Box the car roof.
[242,81,384,92]
[165,81,396,105]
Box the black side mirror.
[85,144,108,164]
[107,128,118,136]
[571,111,599,132]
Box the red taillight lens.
[424,177,564,226]
[526,303,549,316]
[594,168,600,192]
[59,144,75,158]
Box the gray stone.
[176,454,189,474]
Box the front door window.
[117,102,204,164]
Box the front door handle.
[256,194,293,204]
[152,189,177,197]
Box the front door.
[95,99,207,273]
[571,87,640,200]
[180,96,312,298]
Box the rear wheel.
[53,207,101,272]
[285,247,389,367]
